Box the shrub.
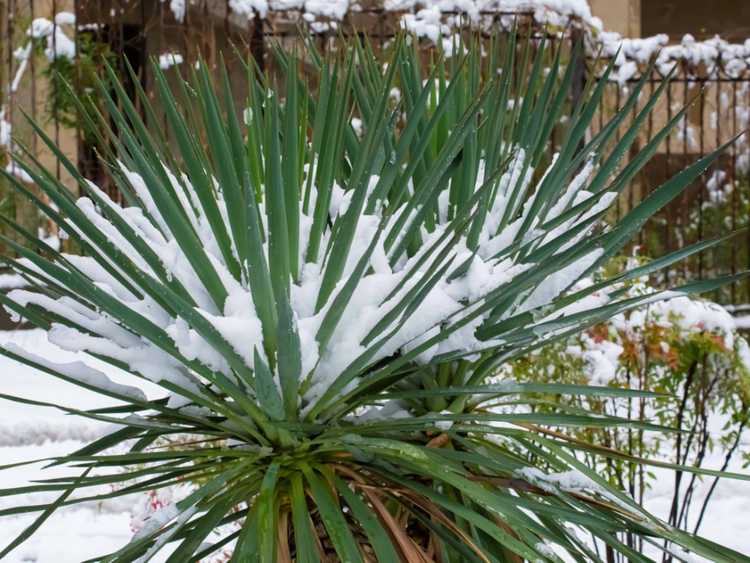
[503,257,750,553]
[0,34,747,561]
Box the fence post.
[570,25,587,154]
[11,0,39,243]
[0,0,6,234]
[570,26,586,105]
[250,12,265,72]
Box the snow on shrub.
[501,263,750,542]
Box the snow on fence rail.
[1,0,750,304]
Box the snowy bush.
[0,34,746,561]
[503,259,750,547]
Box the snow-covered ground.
[0,329,748,561]
[0,329,172,562]
[643,435,750,560]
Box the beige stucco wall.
[0,0,78,245]
[5,0,77,190]
[588,0,641,37]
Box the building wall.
[589,0,750,41]
[589,0,641,38]
[1,0,77,243]
[3,0,77,176]
[641,0,750,41]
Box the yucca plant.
[0,32,747,562]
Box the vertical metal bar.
[664,71,673,286]
[53,0,60,180]
[137,0,147,118]
[90,0,102,186]
[250,12,265,72]
[629,81,637,215]
[730,80,737,303]
[569,25,586,172]
[7,0,14,167]
[597,75,604,159]
[681,73,688,281]
[378,7,385,50]
[639,73,656,248]
[697,79,705,280]
[115,0,124,202]
[183,0,189,63]
[615,85,622,220]
[746,82,750,301]
[29,0,37,157]
[713,79,722,222]
[224,0,230,68]
[569,27,585,112]
[159,0,167,164]
[73,0,80,188]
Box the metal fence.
[2,1,749,303]
[590,60,750,304]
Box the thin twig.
[693,418,748,534]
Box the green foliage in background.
[506,258,750,552]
